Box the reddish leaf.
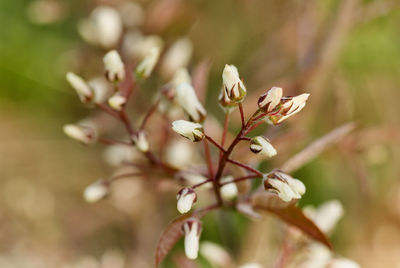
[155,214,192,267]
[252,192,332,249]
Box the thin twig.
[220,174,261,186]
[227,158,263,177]
[220,113,230,159]
[99,137,132,146]
[205,135,226,153]
[192,179,213,189]
[203,139,214,179]
[280,122,356,173]
[140,98,160,130]
[239,103,245,129]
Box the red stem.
[219,174,260,186]
[205,135,226,153]
[227,158,263,177]
[220,113,230,159]
[203,139,214,179]
[239,103,245,129]
[99,137,132,146]
[192,179,213,189]
[139,98,160,130]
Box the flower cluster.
[62,3,357,267]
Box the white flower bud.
[304,200,344,234]
[63,124,96,144]
[171,120,204,142]
[238,263,263,268]
[220,176,238,200]
[88,77,112,104]
[264,171,306,202]
[108,93,127,111]
[258,86,283,112]
[250,136,277,158]
[222,64,246,103]
[165,140,194,169]
[183,219,202,260]
[66,72,93,104]
[200,241,232,268]
[268,93,310,125]
[103,144,139,166]
[328,258,361,268]
[103,50,125,82]
[176,188,197,214]
[78,6,122,48]
[170,68,192,89]
[160,37,193,78]
[175,83,207,122]
[136,47,160,79]
[84,180,109,203]
[132,131,149,152]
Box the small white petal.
[63,124,96,144]
[136,47,160,78]
[328,258,360,268]
[176,188,196,214]
[268,179,299,202]
[132,132,149,152]
[108,93,127,111]
[84,180,108,203]
[103,50,125,82]
[171,120,204,142]
[88,77,112,104]
[183,221,201,259]
[222,64,246,102]
[250,136,277,158]
[66,72,93,103]
[175,83,206,122]
[258,86,283,112]
[220,176,238,200]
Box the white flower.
[84,180,109,203]
[171,120,204,142]
[200,241,232,268]
[103,50,125,82]
[222,64,246,103]
[328,258,361,268]
[63,124,96,144]
[66,72,93,104]
[88,77,112,104]
[170,68,192,89]
[183,220,202,259]
[175,83,207,122]
[258,86,283,112]
[78,6,122,48]
[264,171,306,202]
[176,188,197,214]
[238,263,264,268]
[136,47,160,78]
[250,136,277,158]
[304,200,344,234]
[220,176,238,200]
[160,37,193,78]
[132,131,149,152]
[268,93,310,125]
[165,140,194,169]
[122,31,164,60]
[108,93,127,111]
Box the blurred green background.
[1,0,400,267]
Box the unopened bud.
[171,120,204,142]
[183,219,202,260]
[258,86,282,112]
[132,131,149,152]
[267,93,310,125]
[250,136,277,158]
[63,124,96,144]
[136,47,160,79]
[264,171,305,202]
[66,72,93,104]
[88,77,113,104]
[304,200,344,233]
[103,50,125,82]
[84,180,109,203]
[175,83,206,122]
[108,93,127,111]
[176,188,197,214]
[160,37,193,78]
[200,241,233,268]
[220,176,238,200]
[222,64,246,103]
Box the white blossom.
[171,120,204,142]
[328,258,361,268]
[220,176,238,200]
[161,37,193,78]
[304,200,344,234]
[264,171,305,202]
[136,47,160,78]
[132,131,149,152]
[103,50,125,82]
[88,77,112,104]
[165,140,194,169]
[183,220,202,259]
[176,188,197,214]
[66,72,93,104]
[170,68,192,89]
[267,93,310,125]
[84,180,109,203]
[78,6,122,48]
[108,93,127,111]
[258,86,283,112]
[63,124,96,144]
[200,241,232,267]
[122,31,164,60]
[222,64,246,103]
[175,83,206,122]
[250,136,277,158]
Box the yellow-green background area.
[1,0,400,267]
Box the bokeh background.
[1,0,400,267]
